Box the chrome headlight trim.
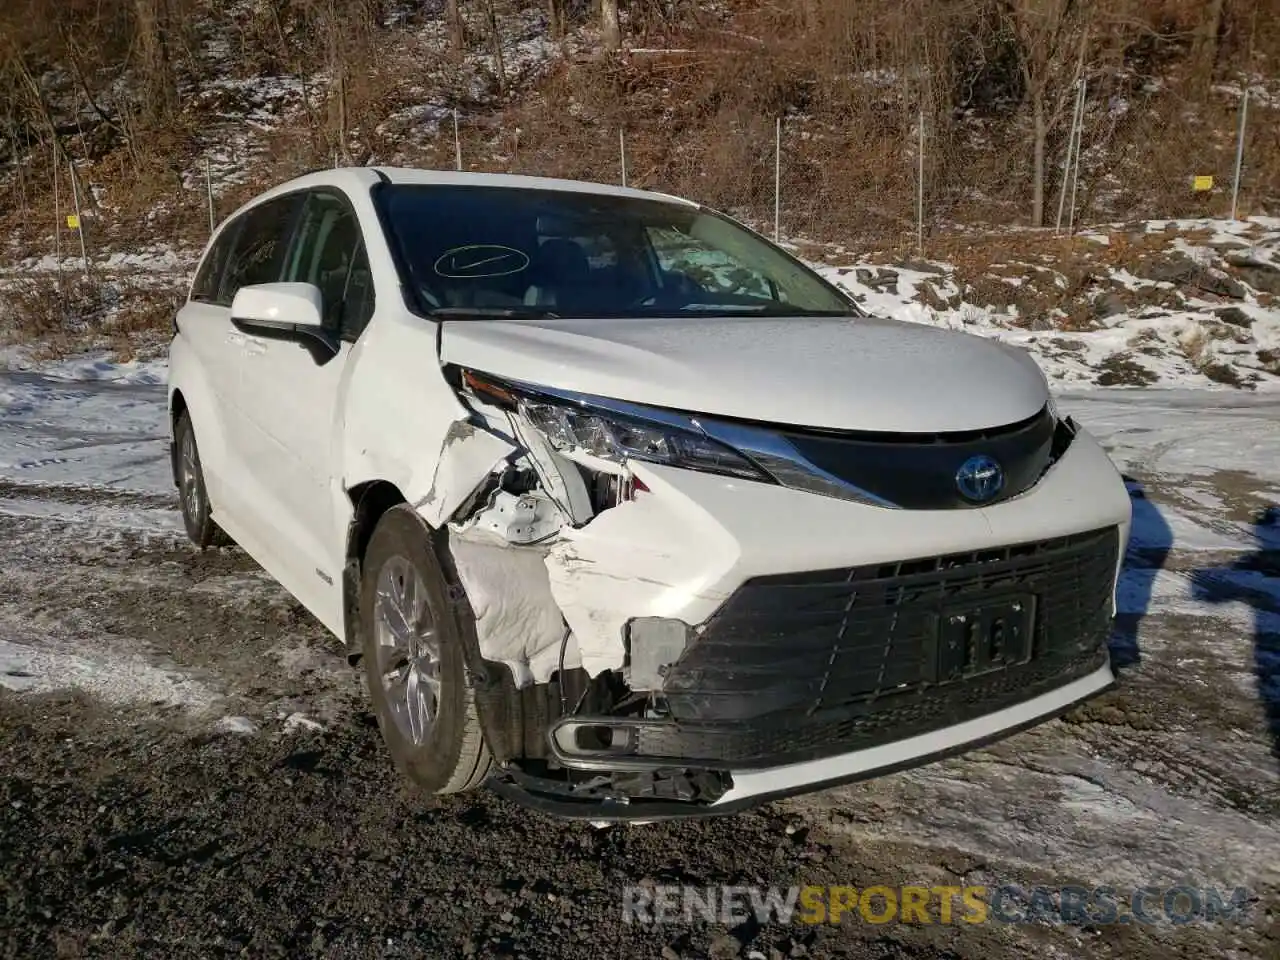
[489,377,899,509]
[695,417,899,509]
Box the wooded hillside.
[1,1,1276,254]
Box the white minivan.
[168,168,1132,819]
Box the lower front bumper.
[486,522,1121,819]
[545,523,1119,768]
[487,661,1115,820]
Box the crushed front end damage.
[423,371,740,816]
[422,369,1131,820]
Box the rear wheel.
[360,505,492,794]
[174,411,225,549]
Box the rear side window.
[217,195,302,305]
[190,227,236,303]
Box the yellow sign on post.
[1193,175,1214,192]
[65,214,80,230]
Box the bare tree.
[1193,0,1227,92]
[320,0,350,163]
[131,0,180,123]
[601,0,621,50]
[547,0,567,39]
[0,43,95,210]
[446,0,465,60]
[299,0,381,164]
[485,0,506,93]
[1000,0,1094,227]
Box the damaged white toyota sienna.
[168,168,1132,819]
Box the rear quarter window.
[189,227,237,304]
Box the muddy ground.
[0,387,1277,960]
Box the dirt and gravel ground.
[0,379,1277,960]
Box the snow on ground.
[0,245,192,276]
[1063,390,1280,495]
[0,368,171,497]
[0,494,181,535]
[0,349,167,385]
[0,636,216,708]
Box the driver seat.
[523,239,593,311]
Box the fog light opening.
[572,724,634,753]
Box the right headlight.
[458,369,774,484]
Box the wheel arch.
[345,491,533,775]
[168,388,189,487]
[170,386,188,424]
[342,479,409,663]
[166,334,230,498]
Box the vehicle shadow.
[1190,505,1280,763]
[1109,475,1173,672]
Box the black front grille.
[783,406,1059,509]
[650,527,1119,767]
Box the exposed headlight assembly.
[457,368,895,507]
[458,369,773,484]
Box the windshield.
[375,184,857,319]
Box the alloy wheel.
[373,555,442,745]
[179,430,202,522]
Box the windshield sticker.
[434,245,531,278]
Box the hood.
[438,314,1049,433]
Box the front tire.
[360,505,492,794]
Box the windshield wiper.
[675,303,855,317]
[427,306,561,320]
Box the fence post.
[916,110,925,257]
[619,128,627,188]
[1055,80,1084,234]
[1066,78,1087,236]
[453,109,463,171]
[52,153,61,290]
[1231,86,1250,221]
[204,157,215,236]
[68,159,89,279]
[774,117,781,241]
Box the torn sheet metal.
[448,528,576,688]
[416,420,517,527]
[543,494,736,678]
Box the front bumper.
[554,524,1117,764]
[487,425,1132,817]
[490,662,1115,820]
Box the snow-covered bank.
[814,216,1280,391]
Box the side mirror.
[230,282,338,355]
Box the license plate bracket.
[930,594,1037,683]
